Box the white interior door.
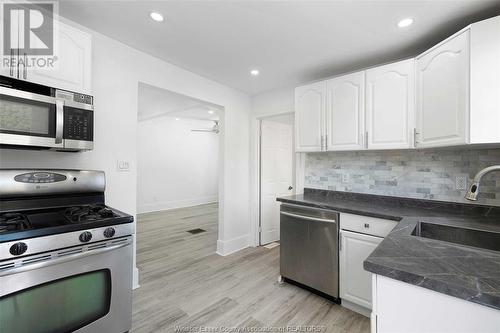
[260,118,294,245]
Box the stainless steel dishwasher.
[279,203,340,301]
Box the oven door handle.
[0,241,131,277]
[55,99,64,144]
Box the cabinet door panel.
[26,21,92,94]
[366,59,415,149]
[326,72,365,151]
[295,81,325,152]
[416,31,469,148]
[340,230,382,309]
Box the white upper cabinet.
[26,21,92,94]
[295,81,326,152]
[326,71,365,151]
[366,59,415,150]
[416,31,469,148]
[470,15,500,144]
[294,15,500,152]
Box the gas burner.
[64,205,118,223]
[0,212,30,233]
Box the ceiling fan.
[191,120,219,134]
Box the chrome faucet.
[465,165,500,201]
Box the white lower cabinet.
[339,213,397,317]
[372,275,500,333]
[340,230,382,311]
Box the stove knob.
[103,227,116,238]
[10,242,28,256]
[79,231,92,243]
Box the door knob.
[288,186,293,190]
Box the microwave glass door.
[0,94,56,138]
[0,270,111,333]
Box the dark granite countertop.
[276,189,500,310]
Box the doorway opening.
[136,82,223,253]
[258,113,295,246]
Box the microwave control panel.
[64,108,94,141]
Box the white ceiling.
[60,1,500,96]
[138,83,221,122]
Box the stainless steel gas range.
[0,169,134,333]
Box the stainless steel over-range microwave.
[0,75,94,151]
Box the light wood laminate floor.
[132,203,370,333]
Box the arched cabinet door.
[366,59,415,150]
[295,81,326,152]
[416,31,469,148]
[326,72,365,151]
[27,21,92,94]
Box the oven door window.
[0,269,111,333]
[0,94,56,137]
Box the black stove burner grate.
[0,212,31,233]
[64,204,118,223]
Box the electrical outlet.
[455,175,467,190]
[342,173,349,183]
[117,160,130,172]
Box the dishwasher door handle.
[280,211,336,224]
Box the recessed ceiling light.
[150,11,164,22]
[175,117,179,121]
[397,18,414,28]
[250,69,259,76]
[208,110,214,114]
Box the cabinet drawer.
[340,213,398,238]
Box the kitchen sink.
[412,221,500,252]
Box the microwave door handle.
[55,100,64,144]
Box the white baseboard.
[133,266,140,289]
[341,299,371,318]
[138,196,218,214]
[216,234,249,256]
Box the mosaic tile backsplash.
[305,148,500,206]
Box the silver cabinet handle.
[324,134,328,150]
[0,241,131,277]
[413,128,419,148]
[16,48,20,78]
[320,135,324,151]
[23,53,27,79]
[365,131,368,149]
[55,100,64,144]
[9,49,14,77]
[280,211,336,224]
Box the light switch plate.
[117,160,130,172]
[342,173,349,183]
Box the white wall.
[251,86,295,118]
[0,17,252,285]
[137,117,219,213]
